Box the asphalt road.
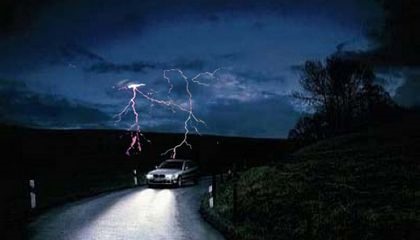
[27,178,224,240]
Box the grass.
[202,123,420,240]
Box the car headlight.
[165,174,178,179]
[146,174,153,179]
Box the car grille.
[153,174,165,178]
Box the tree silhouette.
[290,55,395,141]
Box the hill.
[203,116,420,240]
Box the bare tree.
[290,55,394,141]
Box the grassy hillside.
[203,119,420,240]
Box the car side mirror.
[155,165,158,169]
[185,166,189,170]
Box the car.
[145,159,199,187]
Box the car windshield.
[159,161,183,169]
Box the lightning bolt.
[114,83,149,155]
[161,68,222,158]
[115,68,222,158]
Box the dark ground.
[0,125,295,239]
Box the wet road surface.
[27,178,224,240]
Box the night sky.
[0,0,410,138]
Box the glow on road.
[27,179,224,240]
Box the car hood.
[148,169,182,175]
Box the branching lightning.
[115,68,222,158]
[115,83,149,155]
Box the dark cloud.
[125,94,301,137]
[335,40,358,52]
[85,58,211,74]
[394,73,420,107]
[0,0,51,36]
[199,95,300,138]
[214,53,242,61]
[237,71,286,84]
[172,58,206,71]
[0,78,110,128]
[337,0,420,106]
[0,0,392,137]
[0,0,375,38]
[85,61,159,74]
[59,44,106,63]
[367,0,420,67]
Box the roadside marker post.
[133,169,138,186]
[209,185,214,208]
[29,179,36,209]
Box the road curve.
[27,178,224,240]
